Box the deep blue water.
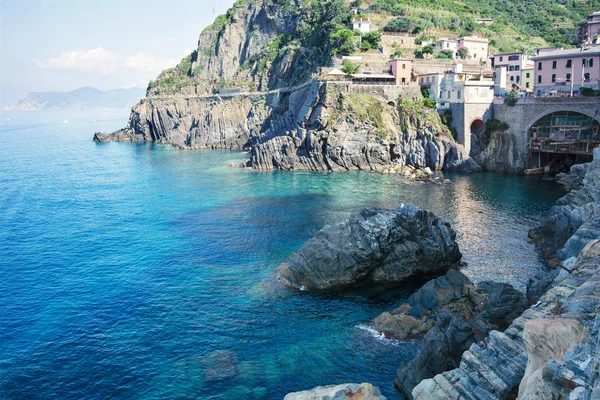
[0,110,564,399]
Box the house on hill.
[353,17,371,33]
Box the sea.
[0,110,565,399]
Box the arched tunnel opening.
[469,119,486,158]
[527,111,600,175]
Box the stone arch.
[525,107,600,133]
[527,110,600,172]
[387,100,397,107]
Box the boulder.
[378,270,529,397]
[518,318,589,398]
[284,383,387,400]
[278,204,461,290]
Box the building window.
[538,62,542,70]
[526,72,530,78]
[516,76,520,83]
[552,74,556,82]
[566,59,572,68]
[509,65,514,71]
[508,55,519,61]
[552,61,557,69]
[583,58,594,67]
[515,65,520,70]
[447,91,451,99]
[585,73,591,81]
[538,75,542,83]
[510,76,514,81]
[457,90,461,99]
[499,56,503,62]
[566,73,571,81]
[526,82,530,88]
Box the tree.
[383,17,413,32]
[436,49,454,59]
[504,91,519,106]
[390,48,403,59]
[457,47,469,59]
[422,45,434,58]
[361,31,382,50]
[331,29,356,56]
[342,60,360,74]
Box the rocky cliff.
[410,149,600,399]
[94,0,479,173]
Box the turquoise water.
[0,111,564,399]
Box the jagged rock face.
[284,383,387,400]
[518,318,589,398]
[249,83,479,172]
[371,269,528,398]
[411,239,600,400]
[529,147,600,265]
[278,204,462,290]
[474,131,522,173]
[94,96,269,150]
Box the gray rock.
[380,270,528,397]
[278,204,461,290]
[284,383,387,400]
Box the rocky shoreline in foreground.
[283,148,600,400]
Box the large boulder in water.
[278,204,461,290]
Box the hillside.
[362,0,600,51]
[5,87,146,111]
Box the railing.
[530,138,600,155]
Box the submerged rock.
[284,383,387,400]
[278,204,461,290]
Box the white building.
[435,38,459,57]
[353,17,371,33]
[458,36,489,64]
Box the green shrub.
[436,49,453,59]
[383,17,413,32]
[342,60,360,74]
[485,119,509,135]
[457,47,469,59]
[361,31,382,50]
[423,98,436,108]
[580,87,598,96]
[504,91,519,106]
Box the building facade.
[458,36,489,64]
[435,39,459,56]
[491,52,530,86]
[389,58,412,85]
[531,45,600,95]
[579,11,600,44]
[353,17,371,33]
[522,67,534,91]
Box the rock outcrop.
[278,204,461,290]
[284,383,387,400]
[529,147,600,266]
[371,269,528,397]
[474,130,522,174]
[411,239,600,400]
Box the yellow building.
[521,67,534,91]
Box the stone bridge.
[491,97,600,172]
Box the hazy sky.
[0,0,233,105]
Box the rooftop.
[531,45,600,60]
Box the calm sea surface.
[0,110,564,399]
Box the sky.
[0,0,233,106]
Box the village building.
[352,17,371,33]
[458,36,489,64]
[579,11,600,44]
[490,52,530,86]
[388,58,413,85]
[435,38,459,56]
[521,67,534,91]
[531,44,600,96]
[475,18,494,26]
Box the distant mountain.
[4,87,145,110]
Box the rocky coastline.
[283,149,600,399]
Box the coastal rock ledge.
[278,204,461,290]
[284,383,387,400]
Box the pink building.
[389,58,412,85]
[531,45,600,95]
[580,11,600,44]
[491,52,530,86]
